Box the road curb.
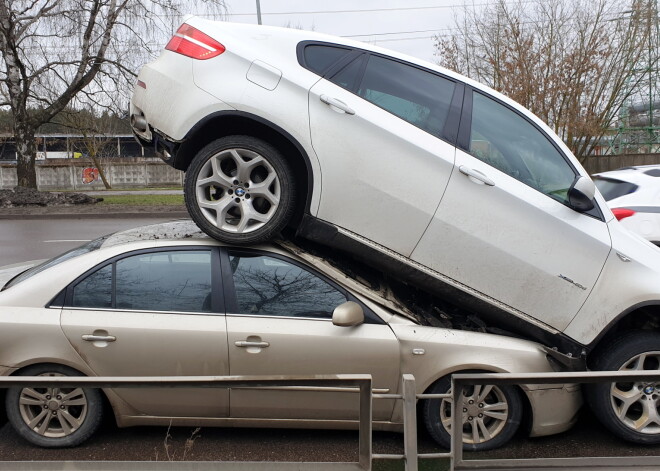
[0,211,189,220]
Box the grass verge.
[98,194,185,206]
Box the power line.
[223,1,541,17]
[342,29,444,38]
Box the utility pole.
[256,0,262,25]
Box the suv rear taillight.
[165,24,225,60]
[612,208,636,221]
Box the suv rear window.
[593,176,638,201]
[302,45,352,76]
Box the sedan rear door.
[60,248,230,417]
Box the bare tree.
[0,0,225,189]
[58,104,131,189]
[436,0,653,161]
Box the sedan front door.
[223,250,400,421]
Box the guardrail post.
[359,378,373,470]
[451,377,464,470]
[402,374,418,471]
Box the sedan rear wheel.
[185,136,296,245]
[588,331,660,444]
[423,374,522,451]
[6,364,103,448]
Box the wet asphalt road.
[0,218,177,265]
[0,407,659,467]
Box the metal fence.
[0,371,659,471]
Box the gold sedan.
[0,221,581,450]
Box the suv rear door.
[306,47,461,256]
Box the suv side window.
[228,252,346,318]
[356,55,455,137]
[469,92,577,205]
[69,250,213,312]
[302,45,352,75]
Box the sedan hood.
[0,259,45,289]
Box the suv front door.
[411,90,611,331]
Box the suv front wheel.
[588,331,660,444]
[185,136,296,245]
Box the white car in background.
[593,165,660,245]
[131,19,660,444]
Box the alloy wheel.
[440,384,509,444]
[18,373,88,438]
[195,148,281,234]
[610,351,660,435]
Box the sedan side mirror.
[332,301,365,327]
[567,176,595,212]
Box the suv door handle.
[459,166,495,186]
[320,95,355,115]
[235,341,270,348]
[82,334,116,342]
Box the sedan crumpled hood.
[0,259,45,289]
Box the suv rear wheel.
[185,136,296,244]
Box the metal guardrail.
[0,374,374,471]
[1,371,660,470]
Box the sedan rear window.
[3,236,108,290]
[593,176,638,201]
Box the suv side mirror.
[332,301,364,327]
[567,176,595,212]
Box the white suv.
[131,19,660,444]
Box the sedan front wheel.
[422,374,522,451]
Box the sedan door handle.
[235,341,270,348]
[82,334,116,342]
[320,95,355,115]
[459,166,495,186]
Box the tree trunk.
[89,152,112,189]
[14,124,37,189]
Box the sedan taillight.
[612,208,636,221]
[165,24,225,60]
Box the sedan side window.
[71,265,112,308]
[69,250,213,313]
[469,92,577,205]
[229,253,346,318]
[356,55,455,137]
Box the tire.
[185,136,296,245]
[422,374,522,451]
[587,331,660,445]
[5,364,103,448]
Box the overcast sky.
[221,0,471,63]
